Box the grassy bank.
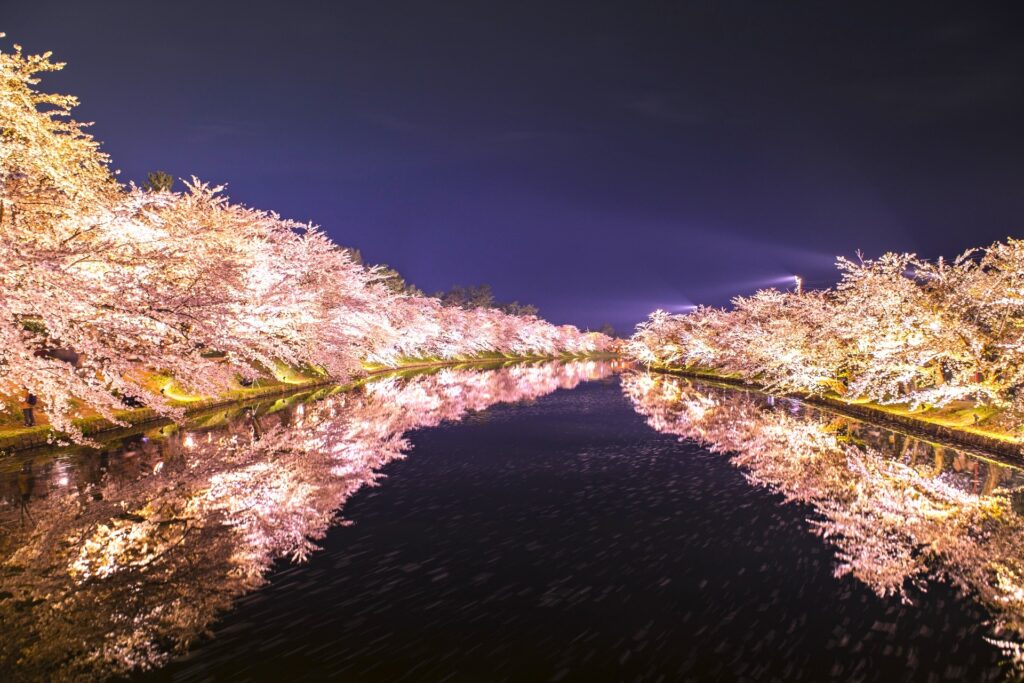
[647,364,1024,466]
[0,354,613,455]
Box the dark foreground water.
[2,362,1023,681]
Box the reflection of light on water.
[622,371,1024,671]
[0,360,616,681]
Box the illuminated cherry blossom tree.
[0,39,612,438]
[626,244,1024,423]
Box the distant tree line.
[335,257,541,318]
[432,284,539,317]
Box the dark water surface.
[151,375,1015,682]
[2,363,1022,681]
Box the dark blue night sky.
[7,1,1024,331]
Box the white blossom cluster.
[626,250,1024,420]
[0,42,612,440]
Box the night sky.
[6,2,1024,332]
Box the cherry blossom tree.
[625,244,1024,423]
[0,39,612,439]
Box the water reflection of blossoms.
[0,361,612,681]
[622,372,1024,668]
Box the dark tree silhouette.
[142,170,174,192]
